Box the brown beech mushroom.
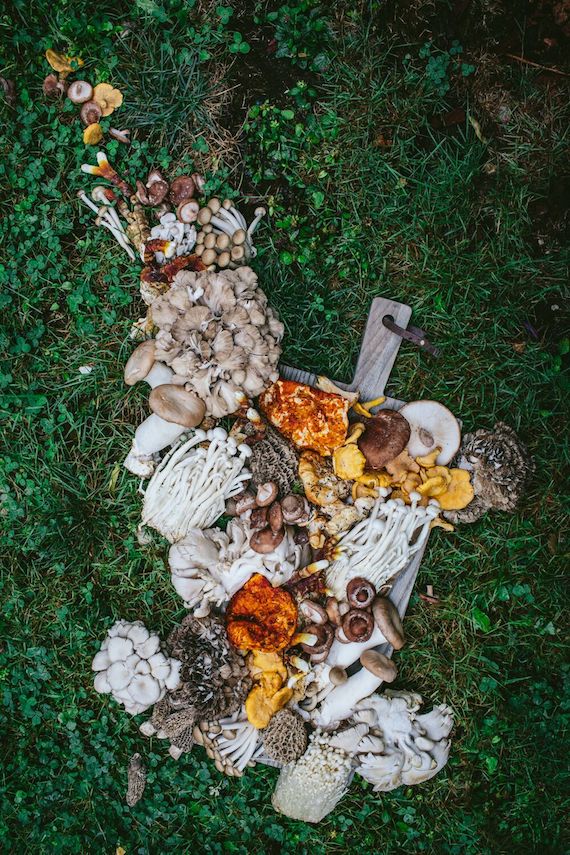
[43,74,67,98]
[256,482,278,507]
[250,507,268,530]
[346,577,376,610]
[250,526,285,554]
[177,199,199,223]
[358,409,411,470]
[360,649,398,683]
[372,597,405,650]
[268,501,284,533]
[169,175,196,205]
[300,622,334,662]
[329,666,348,686]
[148,384,206,428]
[67,80,93,104]
[124,340,156,386]
[326,596,342,627]
[281,494,310,525]
[342,609,374,642]
[80,100,102,126]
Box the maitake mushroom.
[262,708,308,764]
[149,267,284,417]
[445,421,532,523]
[92,620,180,715]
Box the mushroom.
[346,577,376,610]
[399,400,461,465]
[342,609,374,642]
[109,128,130,144]
[42,73,67,98]
[124,340,157,385]
[169,176,196,205]
[329,666,348,686]
[281,494,310,525]
[325,597,342,626]
[372,597,405,650]
[149,384,206,428]
[177,199,199,223]
[357,410,411,470]
[268,501,283,533]
[360,649,398,682]
[299,622,334,663]
[136,174,169,207]
[83,124,103,145]
[298,600,328,625]
[250,527,285,554]
[256,481,278,507]
[45,48,84,76]
[92,82,123,116]
[80,100,102,126]
[67,80,93,104]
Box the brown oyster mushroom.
[280,494,310,525]
[346,577,376,610]
[329,666,348,686]
[342,609,374,642]
[148,384,206,428]
[372,597,405,650]
[268,501,284,533]
[67,80,93,104]
[256,482,278,507]
[80,100,102,126]
[42,74,66,98]
[360,649,398,683]
[169,175,196,205]
[249,527,285,554]
[124,340,156,386]
[358,409,411,470]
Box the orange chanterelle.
[258,379,349,456]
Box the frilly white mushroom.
[325,493,441,599]
[149,267,283,418]
[194,710,264,776]
[169,516,302,615]
[353,690,454,791]
[92,620,181,715]
[140,428,252,543]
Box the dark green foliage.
[0,1,569,853]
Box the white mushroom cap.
[149,384,206,428]
[399,400,461,465]
[92,650,111,671]
[107,636,134,662]
[67,80,93,104]
[127,623,150,645]
[124,340,156,386]
[129,674,162,706]
[107,661,132,691]
[136,634,161,660]
[94,671,112,694]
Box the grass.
[0,1,569,852]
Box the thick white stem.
[314,667,383,727]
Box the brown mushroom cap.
[268,501,284,533]
[256,482,279,507]
[80,100,102,126]
[357,409,411,470]
[360,649,398,683]
[148,384,206,428]
[281,494,310,525]
[177,199,200,223]
[329,666,348,686]
[300,622,334,656]
[169,175,196,205]
[342,609,374,642]
[67,80,93,104]
[372,597,405,650]
[249,527,285,554]
[43,73,67,98]
[346,577,376,609]
[124,340,156,386]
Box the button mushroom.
[148,384,206,428]
[346,577,376,610]
[67,80,93,104]
[399,400,461,465]
[341,609,374,642]
[357,409,411,470]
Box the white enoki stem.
[78,192,135,260]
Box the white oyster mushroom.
[127,622,150,645]
[93,672,111,694]
[107,636,134,662]
[107,661,132,691]
[91,650,111,672]
[136,634,161,660]
[129,674,162,706]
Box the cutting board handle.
[348,297,412,400]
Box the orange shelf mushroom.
[226,574,298,653]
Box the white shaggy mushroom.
[147,267,283,418]
[139,428,253,543]
[92,620,180,715]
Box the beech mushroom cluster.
[92,620,180,715]
[148,266,283,416]
[193,711,264,775]
[195,197,266,267]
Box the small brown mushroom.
[197,207,212,226]
[256,482,278,507]
[250,527,284,554]
[325,596,342,626]
[169,175,196,205]
[358,410,411,471]
[148,384,206,428]
[201,248,216,266]
[124,341,156,386]
[268,501,284,533]
[177,199,199,223]
[329,666,348,686]
[281,494,310,525]
[300,623,334,658]
[342,609,374,642]
[335,625,350,643]
[67,80,93,104]
[298,600,328,625]
[42,74,66,98]
[250,507,268,530]
[346,577,376,610]
[372,597,405,650]
[235,492,257,515]
[360,649,398,683]
[137,176,169,207]
[109,128,130,144]
[80,100,102,126]
[230,245,245,262]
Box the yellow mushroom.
[83,123,103,145]
[351,395,386,418]
[431,518,455,532]
[416,475,448,498]
[352,482,379,501]
[45,49,84,76]
[357,470,393,488]
[93,82,123,117]
[436,468,475,510]
[415,447,442,468]
[333,442,366,480]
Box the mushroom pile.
[92,620,180,715]
[194,197,266,267]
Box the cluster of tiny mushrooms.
[75,66,531,818]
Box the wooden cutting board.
[280,297,424,660]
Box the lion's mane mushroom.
[444,421,532,524]
[271,725,367,822]
[358,409,411,470]
[399,400,461,465]
[148,267,283,417]
[140,428,253,542]
[353,690,454,792]
[92,620,180,715]
[262,709,308,764]
[169,518,302,614]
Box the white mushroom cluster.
[150,266,284,417]
[326,493,441,600]
[353,691,454,791]
[140,427,252,543]
[92,620,181,715]
[169,517,302,615]
[149,212,197,262]
[194,710,264,776]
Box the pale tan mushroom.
[360,649,397,683]
[124,340,156,386]
[149,384,206,428]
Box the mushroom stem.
[77,191,135,259]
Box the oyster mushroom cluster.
[92,620,180,715]
[150,266,283,417]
